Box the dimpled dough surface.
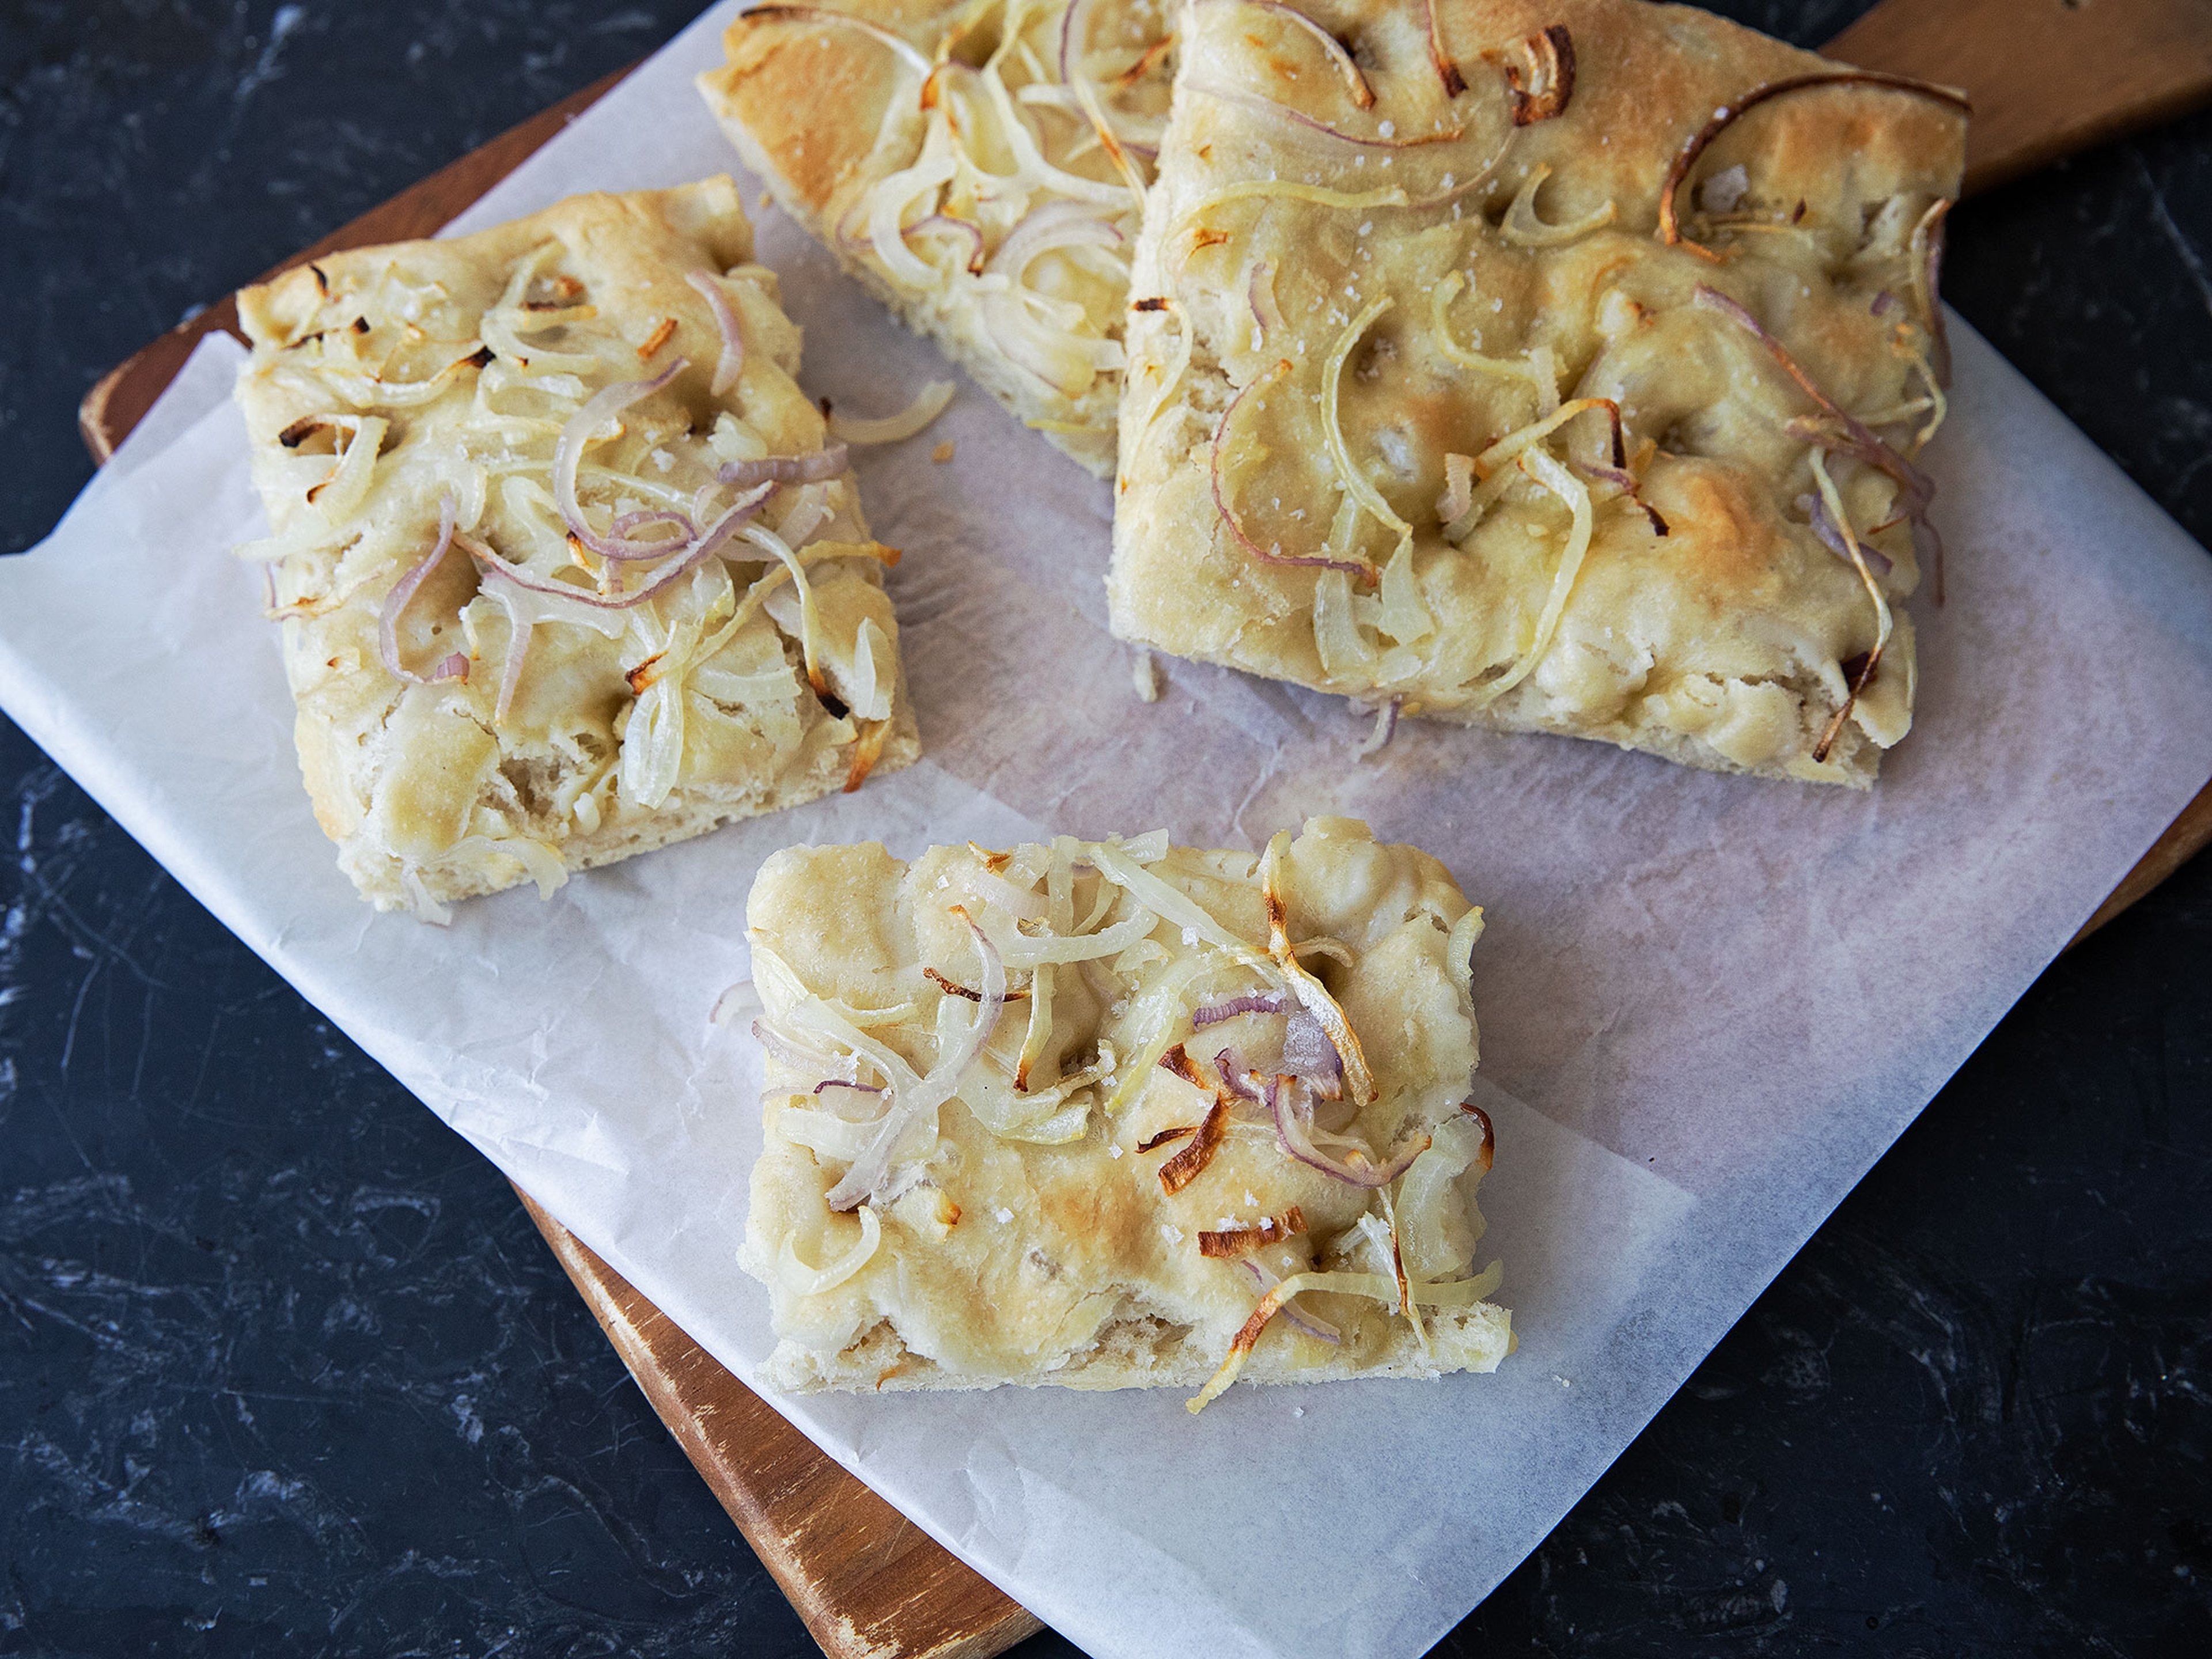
[740,817,1512,1396]
[1111,0,1965,785]
[234,179,918,914]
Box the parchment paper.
[6,6,2212,1654]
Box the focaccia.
[1111,0,1967,785]
[699,0,1174,477]
[739,817,1510,1406]
[234,179,918,915]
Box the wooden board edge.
[77,64,633,465]
[516,1191,1044,1659]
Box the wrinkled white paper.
[6,6,2212,1654]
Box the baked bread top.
[234,179,917,915]
[740,817,1509,1404]
[1110,0,1965,785]
[700,0,1175,476]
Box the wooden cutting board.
[78,3,2212,1654]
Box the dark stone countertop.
[2,3,2207,1655]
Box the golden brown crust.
[1111,0,1963,785]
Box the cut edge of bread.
[763,1297,1514,1395]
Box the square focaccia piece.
[1111,0,1967,785]
[699,0,1175,478]
[234,178,918,915]
[740,817,1509,1406]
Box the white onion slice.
[826,380,956,445]
[718,445,850,488]
[826,914,1004,1211]
[377,492,468,687]
[685,271,744,396]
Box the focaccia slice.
[1111,0,1967,785]
[699,0,1175,478]
[234,179,918,915]
[740,817,1510,1406]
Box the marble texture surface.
[1,2,2207,1654]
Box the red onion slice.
[1192,992,1286,1027]
[377,492,468,687]
[1196,0,1374,108]
[904,214,987,274]
[1056,0,1094,83]
[1214,1050,1265,1105]
[986,199,1125,281]
[685,271,745,397]
[1212,362,1376,584]
[596,506,699,563]
[468,533,713,614]
[1237,1259,1341,1344]
[1268,1075,1430,1188]
[827,912,1004,1211]
[717,446,850,489]
[1798,491,1894,577]
[552,357,688,561]
[752,1018,859,1084]
[1694,286,1936,518]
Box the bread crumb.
[932,439,956,464]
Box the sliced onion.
[904,214,986,274]
[464,529,716,615]
[1195,0,1373,108]
[777,1206,881,1296]
[1213,1050,1264,1105]
[600,506,697,562]
[718,445,850,489]
[1658,70,1971,255]
[1192,992,1286,1027]
[986,199,1124,279]
[1211,361,1375,583]
[685,271,745,397]
[825,912,1003,1211]
[1280,1008,1343,1093]
[1268,1074,1429,1187]
[1259,832,1377,1105]
[1798,492,1894,577]
[1237,1258,1341,1343]
[827,380,956,446]
[377,492,468,687]
[815,1079,889,1122]
[552,358,689,560]
[1186,81,1461,149]
[1695,286,1939,555]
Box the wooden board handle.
[1828,0,2212,195]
